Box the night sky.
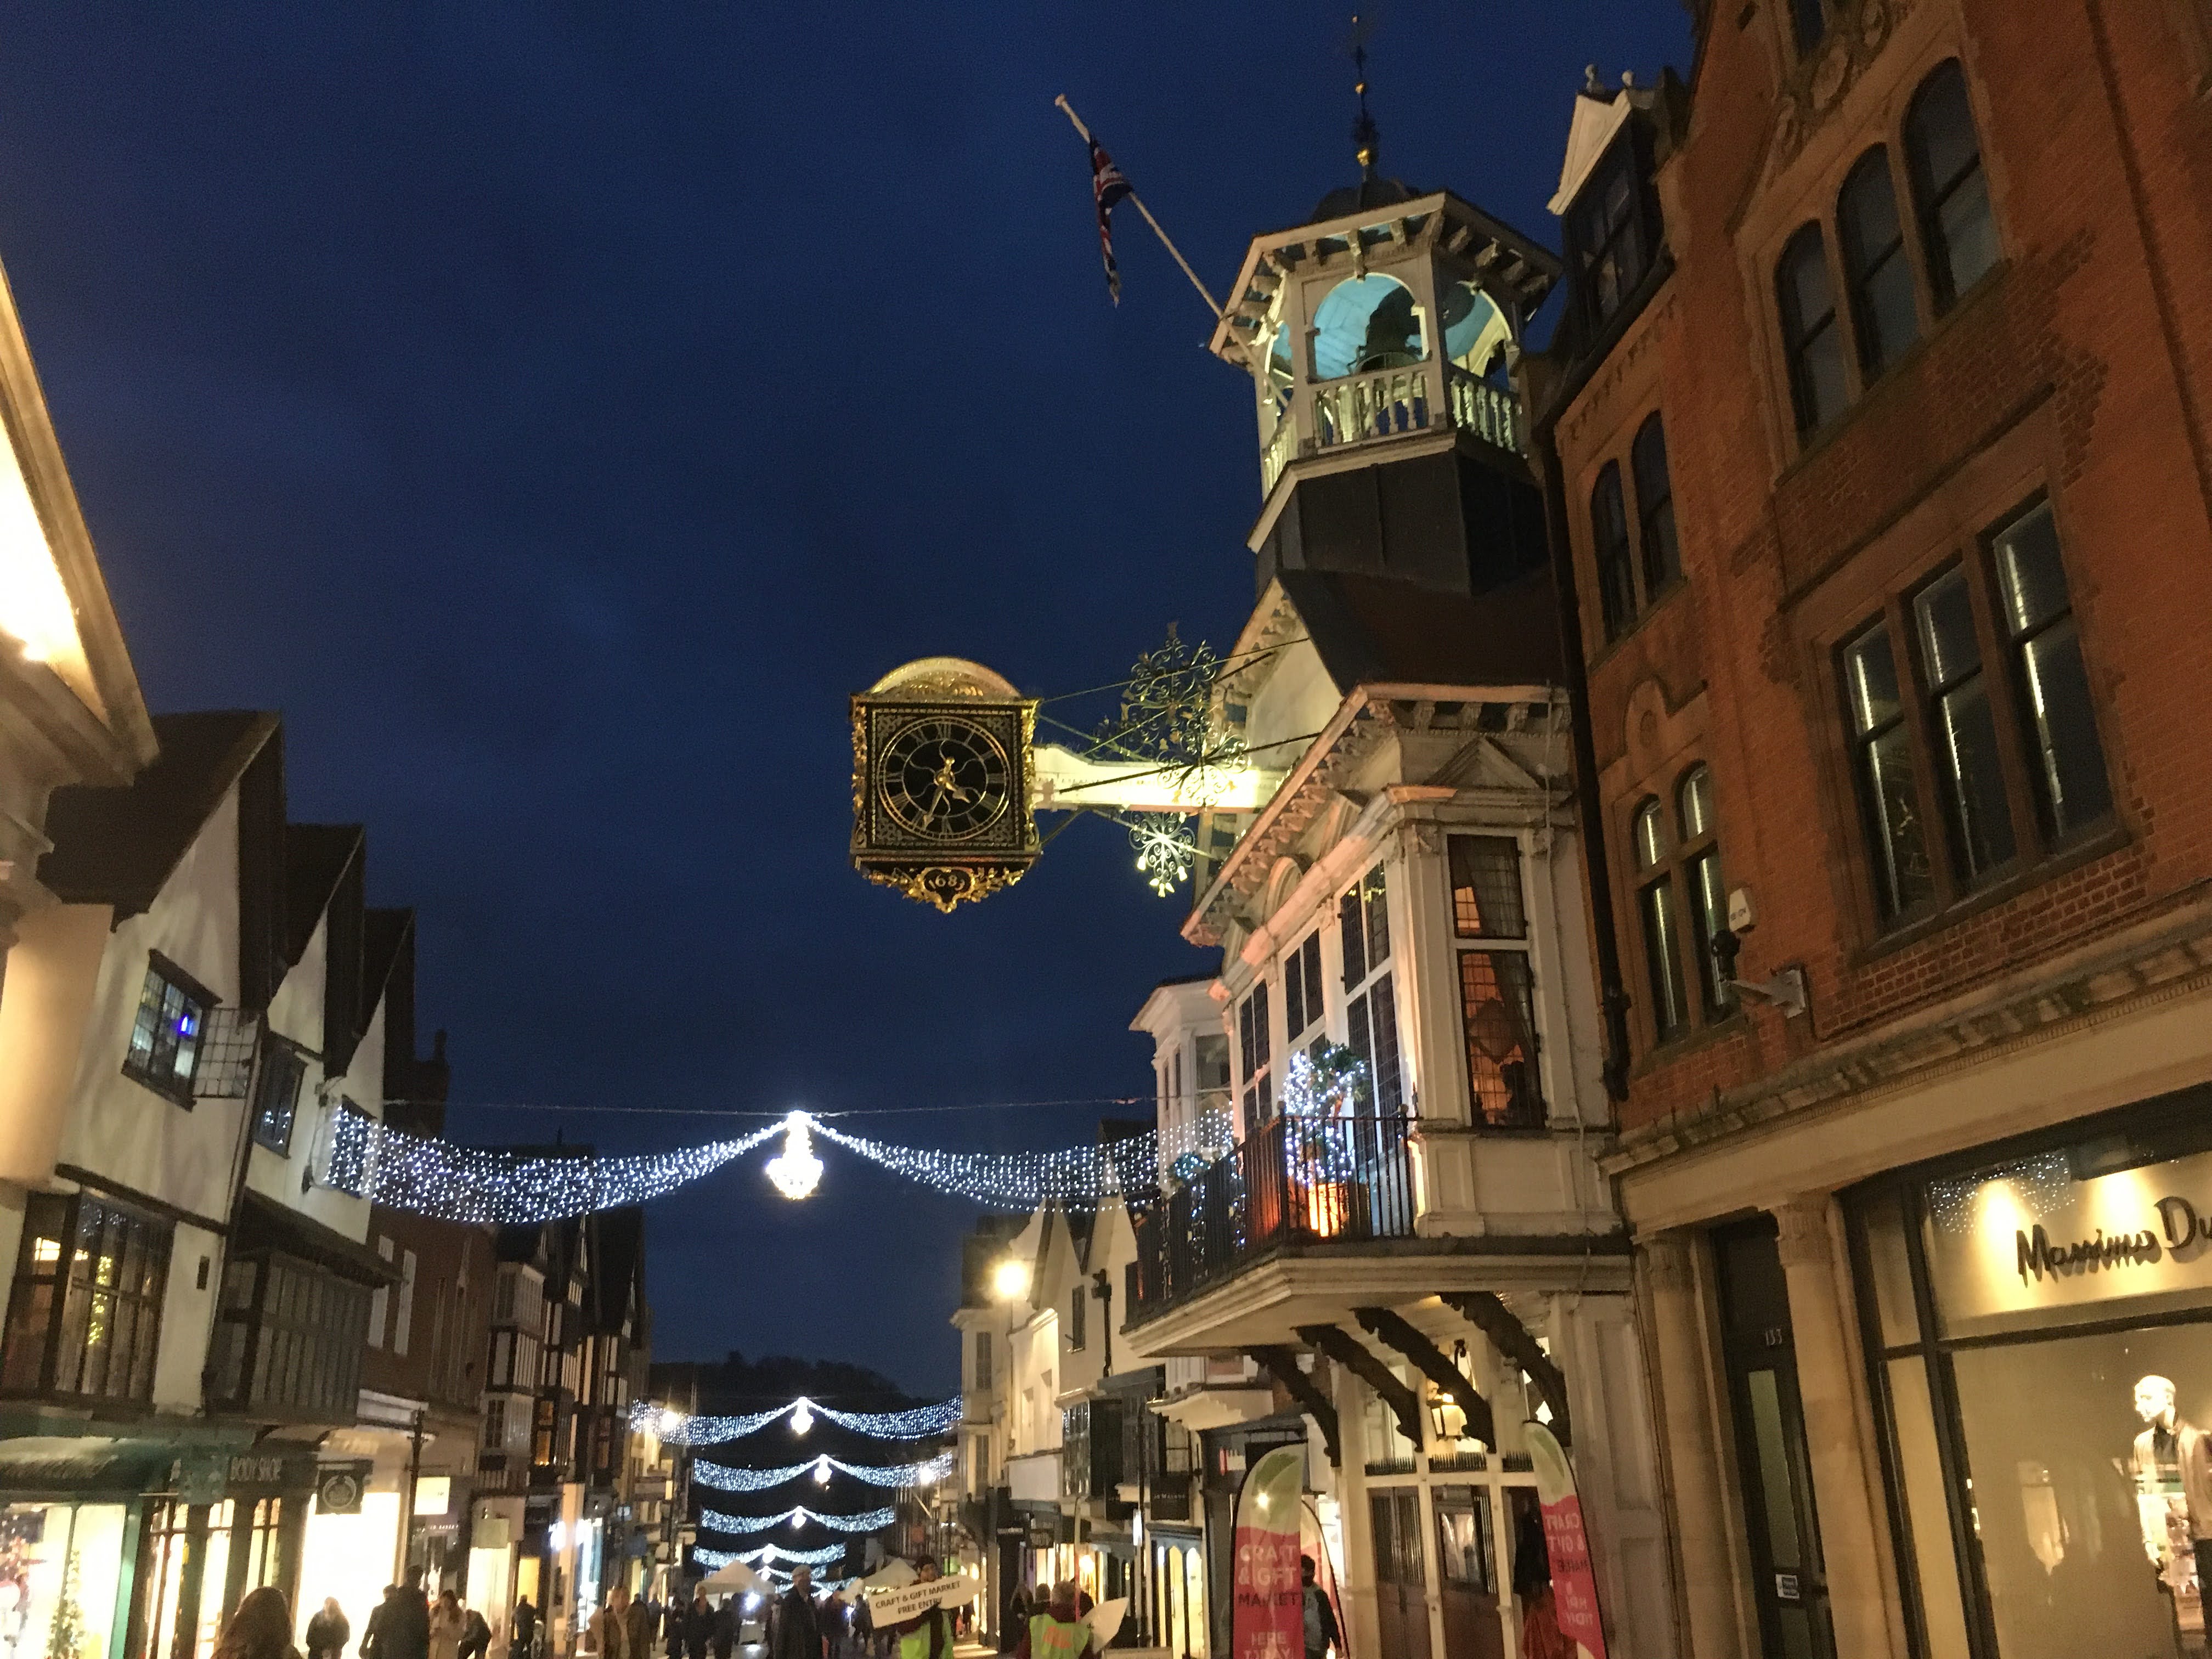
[0,5,1690,1397]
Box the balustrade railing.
[1314,367,1431,450]
[1127,1114,1419,1319]
[1261,415,1297,495]
[1447,366,1522,454]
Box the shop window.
[1449,836,1542,1128]
[1838,148,1920,377]
[1434,1484,1499,1601]
[1340,865,1402,1114]
[1906,61,2000,313]
[1237,981,1272,1126]
[974,1330,993,1391]
[1632,413,1680,597]
[1565,140,1653,335]
[1778,225,1848,437]
[0,1192,170,1402]
[122,957,211,1105]
[533,1398,556,1466]
[1848,1105,2212,1659]
[1842,496,2112,929]
[249,1041,307,1155]
[0,1503,126,1659]
[1590,462,1636,640]
[1281,930,1324,1051]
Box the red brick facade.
[1550,0,2212,1135]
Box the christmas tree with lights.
[45,1554,84,1659]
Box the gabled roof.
[1273,567,1563,692]
[40,710,279,921]
[284,825,364,967]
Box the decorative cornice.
[1640,1232,1697,1294]
[1771,1196,1833,1271]
[1606,895,2212,1178]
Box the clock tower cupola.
[1210,78,1564,599]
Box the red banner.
[1528,1423,1607,1658]
[1229,1446,1304,1659]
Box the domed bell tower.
[1210,95,1564,599]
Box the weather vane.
[1349,10,1381,179]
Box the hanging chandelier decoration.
[765,1113,824,1201]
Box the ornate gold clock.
[851,658,1039,912]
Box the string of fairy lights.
[636,1395,960,1446]
[698,1503,898,1535]
[695,1542,849,1570]
[687,1451,956,1492]
[333,1107,1235,1223]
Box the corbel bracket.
[1441,1290,1572,1448]
[1246,1346,1341,1468]
[1352,1306,1497,1450]
[1295,1323,1425,1452]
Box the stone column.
[1773,1195,1897,1659]
[1641,1232,1743,1659]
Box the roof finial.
[1351,13,1380,180]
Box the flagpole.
[1054,95,1224,319]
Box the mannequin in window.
[2131,1374,2212,1592]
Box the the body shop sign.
[1229,1446,1303,1659]
[1929,1144,2212,1329]
[1528,1424,1607,1659]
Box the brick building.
[1525,4,2212,1658]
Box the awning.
[233,1190,400,1286]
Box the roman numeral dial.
[878,716,1013,843]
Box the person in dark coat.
[998,1588,1028,1656]
[217,1587,303,1659]
[709,1596,736,1659]
[769,1569,825,1659]
[458,1606,492,1659]
[510,1601,538,1659]
[373,1588,431,1659]
[307,1599,352,1659]
[680,1592,714,1659]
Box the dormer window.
[1566,140,1655,336]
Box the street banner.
[1527,1422,1609,1659]
[862,1577,979,1624]
[1229,1445,1304,1659]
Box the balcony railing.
[1447,366,1521,453]
[1127,1114,1418,1320]
[1260,361,1527,494]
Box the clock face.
[877,716,1014,842]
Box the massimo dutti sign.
[1929,1147,2212,1332]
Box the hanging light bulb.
[814,1457,831,1486]
[765,1111,823,1201]
[790,1400,816,1436]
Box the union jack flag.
[1089,138,1135,304]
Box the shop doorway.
[1715,1218,1836,1659]
[1368,1489,1432,1659]
[1432,1486,1502,1659]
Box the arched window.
[1310,273,1425,380]
[1906,61,1999,311]
[1837,148,1919,377]
[1778,224,1847,436]
[1675,765,1730,1012]
[1633,798,1689,1042]
[1591,463,1635,639]
[1632,414,1679,596]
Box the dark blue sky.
[0,4,1689,1395]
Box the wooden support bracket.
[1295,1323,1425,1452]
[1441,1290,1572,1448]
[1352,1306,1497,1451]
[1246,1346,1341,1468]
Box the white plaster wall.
[151,1220,222,1411]
[50,787,248,1224]
[1245,642,1338,774]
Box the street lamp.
[991,1258,1030,1301]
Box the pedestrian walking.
[429,1592,465,1659]
[889,1564,949,1659]
[1012,1583,1090,1659]
[997,1588,1027,1656]
[218,1587,303,1659]
[709,1595,736,1659]
[459,1604,492,1659]
[679,1589,713,1659]
[624,1587,655,1659]
[511,1600,538,1659]
[375,1588,431,1659]
[307,1599,352,1659]
[769,1568,825,1659]
[1297,1559,1338,1659]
